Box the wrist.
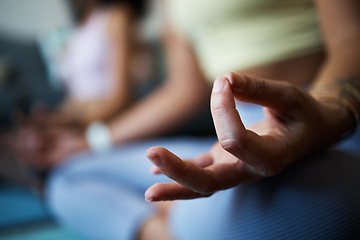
[315,95,358,141]
[311,82,360,140]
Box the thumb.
[211,76,266,165]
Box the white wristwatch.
[85,121,113,153]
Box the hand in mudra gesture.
[145,72,348,201]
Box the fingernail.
[145,190,161,202]
[150,165,157,174]
[145,196,161,202]
[145,189,153,202]
[146,151,163,168]
[223,72,231,81]
[213,76,227,93]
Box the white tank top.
[166,0,324,82]
[59,9,115,101]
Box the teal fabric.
[0,222,85,240]
[0,185,50,228]
[0,185,85,240]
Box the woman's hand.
[14,125,88,169]
[145,72,348,201]
[12,107,89,169]
[36,127,89,168]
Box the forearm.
[107,79,210,144]
[309,0,360,142]
[308,47,360,147]
[68,98,128,126]
[312,38,360,87]
[105,18,212,144]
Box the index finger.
[211,76,247,145]
[225,72,303,111]
[210,76,272,167]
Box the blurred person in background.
[14,0,152,169]
[19,0,360,239]
[43,0,144,127]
